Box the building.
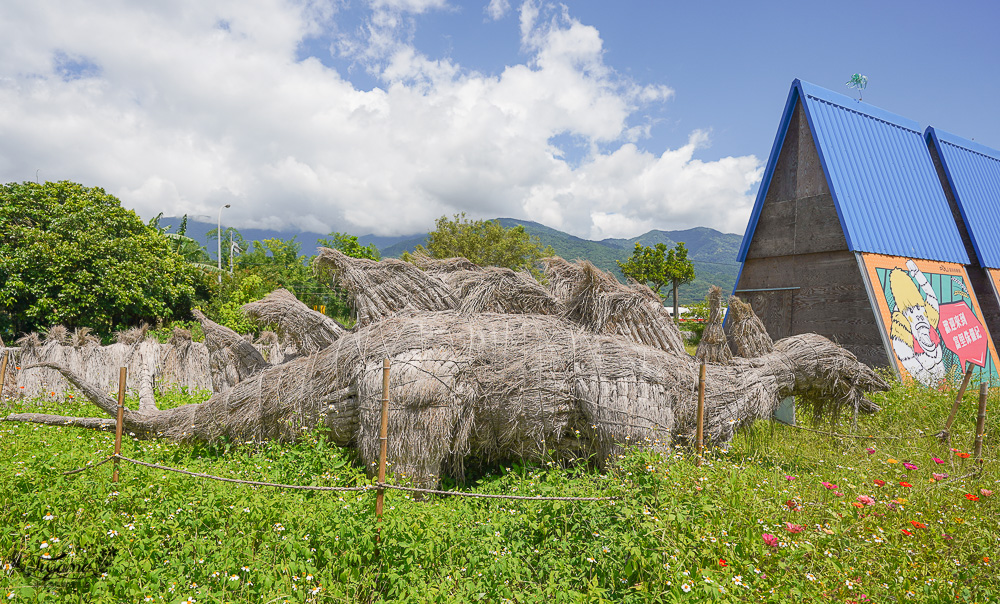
[732,79,999,386]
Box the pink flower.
[785,522,804,534]
[856,495,876,506]
[866,447,876,455]
[932,473,948,481]
[833,491,844,497]
[932,457,944,464]
[822,482,838,490]
[784,475,796,481]
[762,533,779,548]
[903,462,918,470]
[981,489,993,497]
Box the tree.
[617,242,695,321]
[0,181,199,337]
[404,214,553,277]
[317,232,380,262]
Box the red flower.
[901,529,912,536]
[910,521,927,529]
[899,482,912,488]
[956,452,971,459]
[718,559,728,567]
[965,494,980,502]
[785,499,801,511]
[873,479,886,487]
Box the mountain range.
[157,216,742,305]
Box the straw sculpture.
[44,325,71,346]
[540,256,586,303]
[727,296,774,358]
[71,327,101,348]
[4,307,887,487]
[695,286,733,364]
[192,309,269,393]
[314,248,457,326]
[241,288,347,355]
[408,252,485,292]
[557,261,686,356]
[457,267,562,316]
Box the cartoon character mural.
[888,261,944,385]
[861,254,999,388]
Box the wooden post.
[376,358,390,538]
[112,367,127,483]
[942,363,974,443]
[696,362,706,466]
[973,383,988,468]
[0,350,8,405]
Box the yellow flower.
[887,458,899,464]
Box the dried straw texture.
[1,346,18,402]
[5,310,887,488]
[71,327,101,348]
[115,324,150,345]
[44,325,71,345]
[541,256,586,302]
[558,261,687,356]
[458,267,562,316]
[192,310,269,393]
[315,248,458,326]
[241,288,347,355]
[12,339,207,398]
[695,286,733,364]
[408,252,485,292]
[727,296,774,358]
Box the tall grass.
[1,378,997,602]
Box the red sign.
[938,302,988,367]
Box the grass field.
[1,377,998,603]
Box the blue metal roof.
[738,80,969,264]
[926,127,1000,269]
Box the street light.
[217,203,230,283]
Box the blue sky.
[1,0,997,238]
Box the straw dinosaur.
[3,253,888,487]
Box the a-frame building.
[733,79,999,387]
[926,127,1000,345]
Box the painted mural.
[860,254,1000,387]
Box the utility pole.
[217,203,230,283]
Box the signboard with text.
[860,254,999,387]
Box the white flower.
[229,575,239,582]
[38,542,48,549]
[43,514,54,521]
[107,530,118,538]
[681,583,691,593]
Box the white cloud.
[485,0,510,21]
[0,0,761,240]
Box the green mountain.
[385,218,742,305]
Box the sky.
[2,0,998,240]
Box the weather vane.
[846,73,868,101]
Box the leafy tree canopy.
[405,214,553,276]
[318,232,380,261]
[0,181,199,337]
[617,242,695,319]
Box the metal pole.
[696,362,706,466]
[973,383,988,468]
[217,203,230,284]
[112,367,127,483]
[376,358,390,539]
[0,350,8,405]
[941,362,974,443]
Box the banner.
[859,254,999,387]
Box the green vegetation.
[0,182,203,338]
[617,242,695,319]
[2,379,997,602]
[403,214,554,278]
